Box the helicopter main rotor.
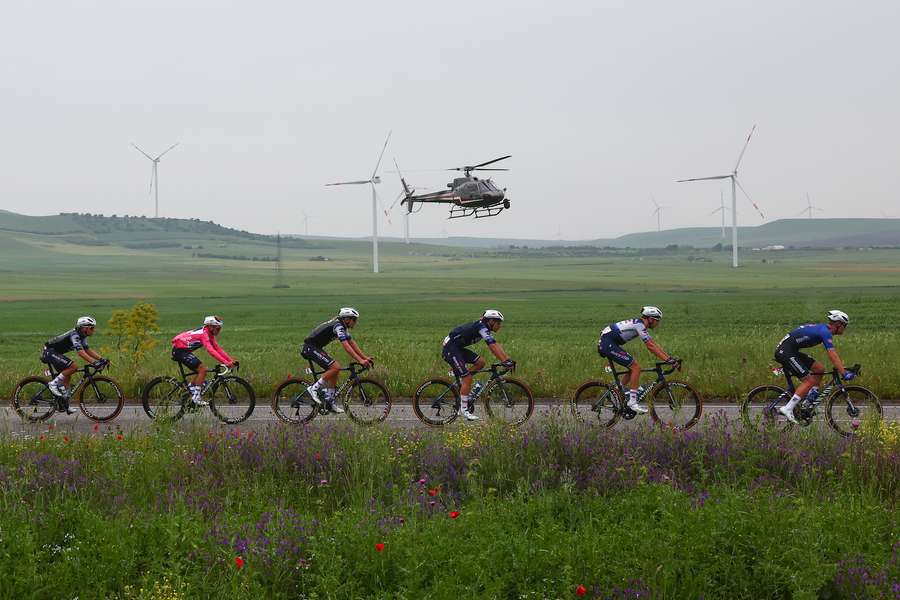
[448,155,511,177]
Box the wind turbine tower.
[132,142,179,218]
[677,125,764,268]
[709,190,729,238]
[651,197,668,233]
[326,132,392,273]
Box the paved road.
[2,401,897,438]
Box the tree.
[107,302,161,368]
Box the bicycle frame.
[302,360,369,406]
[43,361,108,403]
[604,358,679,414]
[767,363,862,418]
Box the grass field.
[1,227,899,401]
[0,419,897,598]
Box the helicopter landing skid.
[449,205,505,219]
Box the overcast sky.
[1,1,898,240]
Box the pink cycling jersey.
[172,327,234,365]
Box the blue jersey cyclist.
[598,306,678,414]
[302,307,374,413]
[442,309,515,421]
[42,316,107,414]
[775,309,852,424]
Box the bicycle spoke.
[413,380,459,427]
[741,385,792,432]
[483,378,534,426]
[79,376,125,422]
[209,377,255,424]
[572,381,619,428]
[344,379,391,425]
[13,378,56,422]
[272,380,317,424]
[143,378,186,422]
[827,386,882,437]
[650,381,702,431]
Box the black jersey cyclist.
[775,310,852,424]
[442,309,515,421]
[302,307,373,413]
[598,306,678,414]
[41,316,107,414]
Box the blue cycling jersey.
[783,323,834,350]
[444,319,497,347]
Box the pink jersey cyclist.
[171,315,236,406]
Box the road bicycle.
[272,361,391,425]
[741,363,881,437]
[572,358,703,430]
[12,358,124,422]
[413,362,534,427]
[142,361,255,424]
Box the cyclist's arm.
[826,347,846,377]
[487,341,510,363]
[340,339,368,364]
[644,339,671,362]
[348,340,373,364]
[204,337,235,366]
[76,349,96,363]
[85,348,103,361]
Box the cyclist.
[42,316,106,414]
[302,308,373,413]
[776,310,853,424]
[598,306,678,414]
[442,309,515,421]
[171,316,237,407]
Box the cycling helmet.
[204,315,224,327]
[76,316,97,328]
[338,307,360,319]
[482,309,504,321]
[641,306,663,320]
[827,309,849,325]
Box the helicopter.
[395,155,511,219]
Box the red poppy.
[63,436,70,444]
[448,511,460,519]
[575,585,587,597]
[428,487,440,497]
[116,434,124,441]
[92,424,100,433]
[375,543,385,552]
[39,435,46,442]
[315,452,322,460]
[247,431,255,440]
[234,556,245,569]
[48,423,55,430]
[235,427,240,437]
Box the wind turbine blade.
[326,179,372,186]
[387,189,406,211]
[709,207,724,215]
[132,143,154,161]
[733,124,757,173]
[735,178,766,220]
[156,142,180,160]
[677,175,732,183]
[370,131,392,181]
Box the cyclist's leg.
[173,349,205,402]
[302,344,339,405]
[44,348,76,392]
[600,337,641,408]
[778,350,816,419]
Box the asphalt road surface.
[1,401,897,438]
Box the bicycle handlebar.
[214,361,239,376]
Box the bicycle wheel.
[142,376,186,421]
[483,377,534,426]
[413,378,459,427]
[826,385,882,437]
[741,385,792,432]
[78,376,125,422]
[209,376,256,424]
[572,381,620,428]
[272,379,318,425]
[649,380,703,431]
[343,378,391,425]
[12,377,57,422]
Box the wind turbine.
[797,193,823,219]
[326,132,392,273]
[300,210,317,236]
[709,189,729,238]
[132,142,179,218]
[677,125,765,268]
[651,197,668,232]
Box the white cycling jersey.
[600,318,652,345]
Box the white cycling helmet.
[641,306,663,320]
[482,309,504,321]
[338,307,360,319]
[76,316,97,328]
[204,315,224,327]
[827,309,849,325]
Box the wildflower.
[315,452,322,460]
[448,511,460,519]
[428,487,440,497]
[235,556,245,569]
[116,434,124,441]
[575,584,587,596]
[247,431,255,441]
[39,435,45,442]
[48,423,55,430]
[63,436,70,444]
[319,479,328,486]
[235,427,241,437]
[375,543,385,552]
[92,424,99,433]
[417,478,426,485]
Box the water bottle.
[471,382,484,399]
[804,387,820,405]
